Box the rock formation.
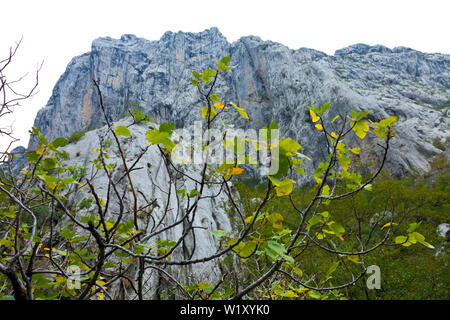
[29,28,450,182]
[54,117,234,299]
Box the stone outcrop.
[29,28,450,182]
[55,117,234,299]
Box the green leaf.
[308,214,322,228]
[266,241,286,256]
[52,137,68,148]
[78,197,93,210]
[210,93,220,102]
[293,267,303,276]
[378,116,398,127]
[42,157,57,170]
[325,261,340,279]
[295,167,305,176]
[239,241,257,258]
[197,282,213,290]
[351,119,370,139]
[220,56,231,65]
[217,56,233,71]
[329,222,345,235]
[133,243,147,255]
[146,129,166,144]
[37,132,48,145]
[59,227,76,240]
[394,235,407,244]
[159,122,175,135]
[321,185,330,197]
[407,222,421,233]
[319,102,331,115]
[25,151,39,163]
[338,153,351,171]
[201,69,216,83]
[269,119,278,130]
[279,138,302,155]
[115,125,131,137]
[212,229,227,239]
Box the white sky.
[1,0,449,151]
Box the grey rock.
[437,223,450,239]
[2,145,27,175]
[29,28,450,183]
[53,117,234,299]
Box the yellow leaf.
[381,222,398,230]
[36,144,49,156]
[98,292,104,300]
[105,221,115,230]
[274,179,296,197]
[244,216,253,224]
[214,102,225,109]
[282,290,299,298]
[56,275,65,283]
[315,124,323,130]
[230,102,249,119]
[309,109,320,123]
[347,255,363,264]
[331,132,338,139]
[331,115,340,123]
[226,167,244,175]
[202,106,217,119]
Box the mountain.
[29,27,450,181]
[35,117,236,299]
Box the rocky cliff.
[50,117,235,299]
[30,27,450,181]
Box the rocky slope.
[30,27,450,181]
[53,117,234,299]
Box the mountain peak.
[160,27,227,41]
[335,43,394,56]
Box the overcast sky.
[1,0,449,150]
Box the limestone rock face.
[30,28,450,182]
[57,118,233,299]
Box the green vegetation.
[0,54,446,301]
[67,130,86,144]
[235,159,449,299]
[433,137,446,151]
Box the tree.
[0,53,433,300]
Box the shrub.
[68,130,85,144]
